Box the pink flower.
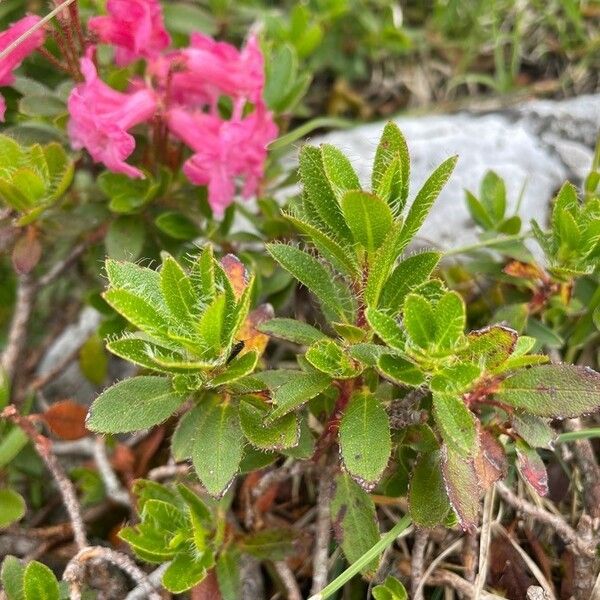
[88,0,170,66]
[150,34,265,110]
[0,15,45,120]
[67,49,157,178]
[167,102,277,215]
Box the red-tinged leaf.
[441,445,480,532]
[475,428,507,490]
[503,261,546,280]
[12,230,41,274]
[497,364,600,418]
[464,325,517,370]
[516,441,548,496]
[191,569,222,600]
[221,254,248,299]
[236,304,274,357]
[43,400,88,440]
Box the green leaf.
[365,308,405,349]
[409,451,451,528]
[306,339,363,379]
[105,259,163,308]
[239,397,299,450]
[511,413,556,449]
[397,155,457,251]
[103,288,172,342]
[480,171,506,222]
[155,212,199,240]
[339,391,391,488]
[321,144,360,201]
[239,529,295,560]
[87,376,186,433]
[372,576,408,600]
[340,190,393,251]
[209,351,259,387]
[403,294,435,348]
[372,122,410,209]
[299,145,351,241]
[377,354,424,386]
[380,251,441,311]
[497,364,600,418]
[466,190,494,230]
[1,555,25,600]
[267,243,353,321]
[98,171,154,213]
[23,562,59,600]
[106,216,145,261]
[268,371,332,421]
[285,214,359,278]
[162,546,214,594]
[216,550,241,600]
[430,363,482,394]
[258,318,327,345]
[463,325,518,370]
[171,405,207,461]
[434,291,465,350]
[0,489,25,529]
[192,397,243,497]
[79,333,108,385]
[330,473,380,576]
[432,393,477,456]
[441,445,480,532]
[160,255,196,326]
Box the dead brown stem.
[310,469,333,596]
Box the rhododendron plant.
[88,0,170,65]
[67,49,157,178]
[0,15,45,120]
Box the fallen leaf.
[43,400,88,440]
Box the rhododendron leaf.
[238,529,295,560]
[430,363,482,394]
[299,145,352,241]
[441,445,480,532]
[516,440,548,496]
[239,397,299,450]
[462,325,518,370]
[160,254,196,326]
[396,155,458,251]
[196,295,227,357]
[209,351,259,387]
[171,405,207,461]
[162,546,214,594]
[268,371,332,422]
[372,576,408,600]
[305,339,363,379]
[497,364,600,417]
[98,171,154,213]
[380,251,441,312]
[372,122,410,208]
[104,288,172,342]
[0,488,25,529]
[192,397,243,497]
[348,343,387,367]
[403,294,436,348]
[377,354,424,386]
[511,413,556,449]
[432,393,477,456]
[267,243,354,322]
[87,376,186,433]
[216,549,242,600]
[409,451,451,528]
[191,245,216,305]
[282,414,315,459]
[434,291,466,350]
[1,555,25,600]
[258,318,327,346]
[474,428,507,491]
[321,143,361,200]
[106,216,145,261]
[105,259,164,309]
[376,158,404,213]
[23,561,59,600]
[339,391,391,488]
[365,307,405,349]
[341,190,393,251]
[330,473,380,576]
[154,212,199,240]
[331,322,366,343]
[285,214,360,277]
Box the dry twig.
[311,469,333,596]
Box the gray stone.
[292,94,600,249]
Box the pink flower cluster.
[73,0,277,215]
[0,15,45,121]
